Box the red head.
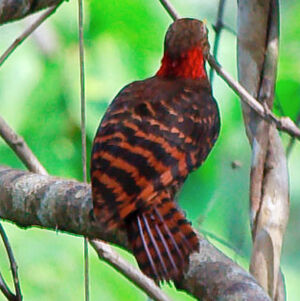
[156,18,210,80]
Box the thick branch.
[0,166,271,301]
[0,0,63,25]
[237,1,289,299]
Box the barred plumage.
[91,18,220,283]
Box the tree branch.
[0,116,47,175]
[0,0,63,25]
[0,271,17,301]
[0,224,22,300]
[207,55,300,139]
[0,4,62,67]
[209,0,226,82]
[0,166,271,301]
[237,1,289,299]
[90,240,171,301]
[157,0,180,20]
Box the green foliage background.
[0,0,299,300]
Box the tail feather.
[127,197,199,283]
[141,214,170,280]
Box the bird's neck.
[156,46,207,80]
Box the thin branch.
[0,224,22,300]
[0,116,47,175]
[157,0,179,20]
[207,55,300,139]
[286,112,300,158]
[0,166,272,301]
[0,271,16,301]
[90,240,171,301]
[0,4,62,67]
[77,0,89,299]
[210,0,226,82]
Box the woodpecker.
[91,18,220,283]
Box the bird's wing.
[90,78,220,228]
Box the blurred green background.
[0,0,299,300]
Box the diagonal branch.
[0,272,16,301]
[90,240,171,301]
[157,0,180,20]
[0,3,62,67]
[0,166,271,301]
[207,55,300,139]
[0,116,47,175]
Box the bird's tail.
[126,197,199,283]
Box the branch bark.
[0,0,63,25]
[0,224,22,300]
[0,4,62,67]
[90,240,171,301]
[0,166,271,301]
[0,117,47,175]
[237,1,289,300]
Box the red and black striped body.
[91,18,220,282]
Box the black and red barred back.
[91,18,220,283]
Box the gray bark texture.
[237,0,289,300]
[0,166,271,301]
[0,0,63,24]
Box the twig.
[207,55,300,139]
[286,112,300,157]
[0,116,47,175]
[77,0,89,299]
[0,223,22,300]
[90,240,171,301]
[210,0,226,82]
[0,272,16,301]
[157,0,179,20]
[0,4,62,67]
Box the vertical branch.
[77,0,89,300]
[237,1,289,299]
[210,0,226,82]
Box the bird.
[90,18,220,283]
